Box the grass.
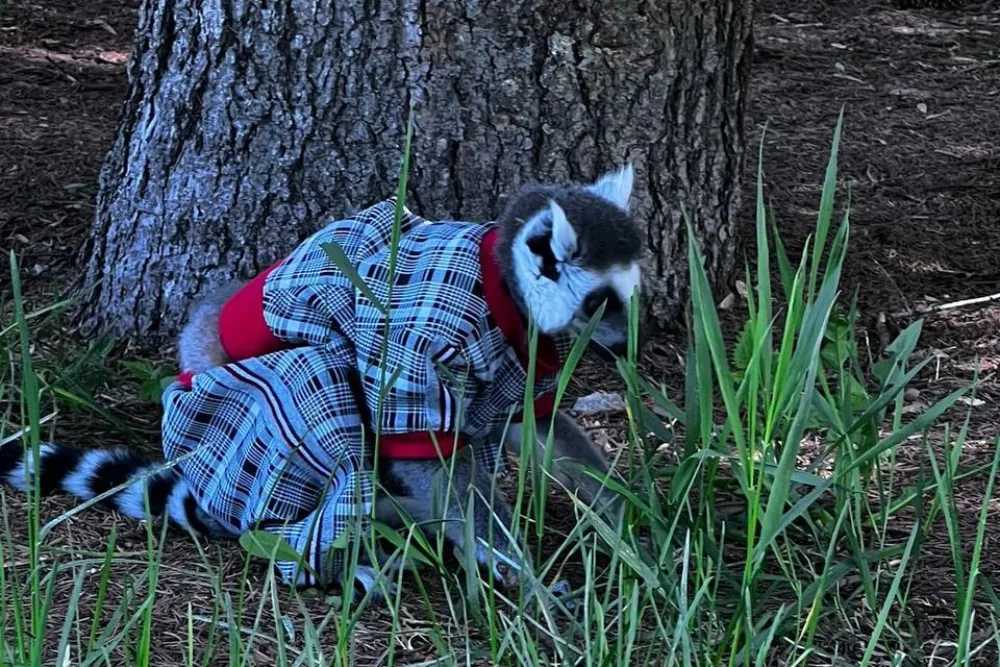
[2,114,999,666]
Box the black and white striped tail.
[0,441,229,538]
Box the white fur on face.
[512,218,579,334]
[512,225,631,336]
[609,262,641,305]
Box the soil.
[1,0,999,664]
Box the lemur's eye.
[527,233,561,281]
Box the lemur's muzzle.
[581,287,642,362]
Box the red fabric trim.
[378,432,461,460]
[479,228,561,377]
[177,370,195,390]
[511,392,556,423]
[218,260,291,362]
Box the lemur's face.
[574,264,642,361]
[510,165,644,361]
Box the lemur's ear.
[549,200,577,261]
[588,163,634,212]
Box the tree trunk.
[83,0,755,340]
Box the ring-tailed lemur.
[0,165,644,600]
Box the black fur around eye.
[583,287,622,317]
[527,233,560,281]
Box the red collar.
[479,227,561,377]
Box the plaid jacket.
[161,198,572,588]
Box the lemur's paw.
[550,579,571,597]
[474,543,531,590]
[492,560,522,590]
[549,578,582,616]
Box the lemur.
[0,165,644,600]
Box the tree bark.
[83,0,755,340]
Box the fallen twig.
[893,291,1000,319]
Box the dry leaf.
[572,391,626,416]
[958,397,986,407]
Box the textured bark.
[892,0,969,7]
[84,0,755,339]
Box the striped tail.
[0,441,230,538]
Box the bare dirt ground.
[2,0,999,663]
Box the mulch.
[1,0,999,663]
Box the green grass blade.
[808,107,844,301]
[87,524,118,654]
[858,515,921,667]
[684,209,747,459]
[956,437,1000,665]
[9,250,45,666]
[754,125,774,396]
[770,205,795,302]
[844,385,969,475]
[55,564,88,667]
[321,241,388,314]
[757,233,845,564]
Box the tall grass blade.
[55,564,88,667]
[955,437,1000,666]
[808,107,844,301]
[858,513,921,667]
[754,124,774,396]
[9,250,45,667]
[757,229,845,562]
[321,241,388,314]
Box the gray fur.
[177,280,242,372]
[499,410,624,524]
[376,451,531,589]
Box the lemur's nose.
[583,287,620,318]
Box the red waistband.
[217,260,290,361]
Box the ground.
[1,0,1000,664]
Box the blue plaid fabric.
[161,199,573,589]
